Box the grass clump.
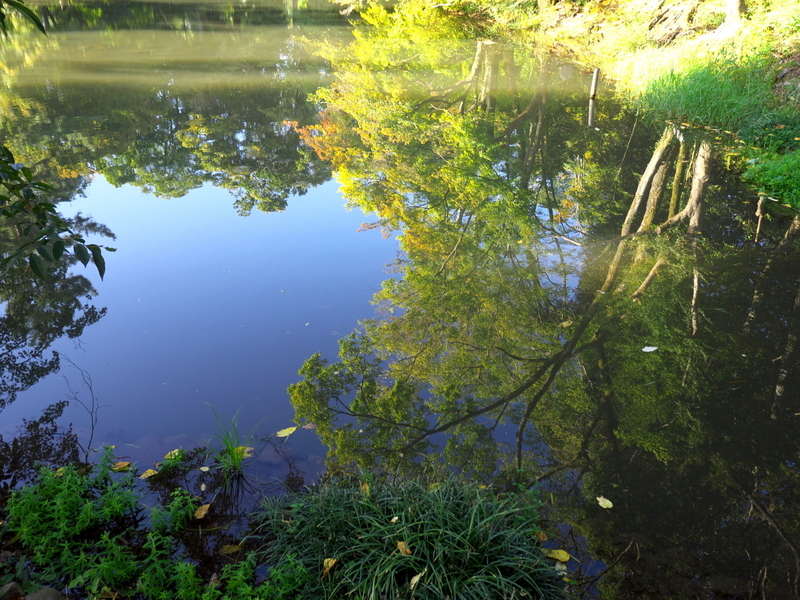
[253,475,563,600]
[636,52,776,132]
[743,151,800,207]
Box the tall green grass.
[637,52,776,132]
[253,476,564,600]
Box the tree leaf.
[111,461,131,472]
[194,504,211,519]
[139,469,158,479]
[597,495,613,509]
[396,541,412,555]
[220,544,241,555]
[321,558,337,579]
[28,253,47,279]
[164,449,181,459]
[74,243,90,267]
[52,239,65,260]
[410,568,427,590]
[545,549,571,562]
[276,426,298,438]
[88,244,105,280]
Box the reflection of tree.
[0,213,112,410]
[287,4,800,596]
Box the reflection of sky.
[2,175,399,472]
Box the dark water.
[2,2,800,598]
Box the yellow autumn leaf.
[397,541,412,555]
[597,495,613,509]
[276,426,298,438]
[390,516,399,523]
[321,558,338,579]
[534,531,548,542]
[139,469,159,479]
[545,549,571,563]
[199,466,210,472]
[220,544,241,555]
[410,568,427,590]
[54,467,65,478]
[164,449,181,460]
[361,481,370,496]
[194,504,211,519]
[111,461,131,472]
[231,446,253,460]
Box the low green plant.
[205,403,264,479]
[0,447,289,599]
[253,475,563,600]
[743,150,800,207]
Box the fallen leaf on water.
[534,531,548,542]
[597,495,613,509]
[545,549,571,562]
[302,423,317,430]
[410,568,427,590]
[164,449,181,460]
[199,466,210,472]
[139,469,158,479]
[641,346,658,352]
[54,467,65,478]
[220,544,241,555]
[231,446,253,459]
[111,461,131,472]
[276,426,298,438]
[554,561,568,573]
[194,504,211,519]
[200,483,207,492]
[321,558,338,579]
[397,541,412,555]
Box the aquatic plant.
[204,402,264,479]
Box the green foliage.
[1,447,286,599]
[253,476,563,600]
[0,144,111,281]
[743,150,800,207]
[0,0,46,36]
[205,403,263,480]
[636,52,775,132]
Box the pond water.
[3,1,800,598]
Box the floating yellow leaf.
[199,466,210,472]
[410,568,427,590]
[321,558,338,579]
[554,561,568,573]
[200,483,207,492]
[397,541,412,555]
[545,549,571,563]
[231,446,253,460]
[164,449,181,460]
[54,467,65,478]
[194,504,211,519]
[276,426,298,438]
[139,469,158,479]
[220,544,241,555]
[111,461,131,472]
[597,495,613,509]
[534,531,548,542]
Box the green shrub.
[253,476,563,600]
[743,151,800,207]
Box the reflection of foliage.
[0,401,80,491]
[254,476,563,600]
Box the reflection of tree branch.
[630,258,666,302]
[744,490,800,598]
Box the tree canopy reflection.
[289,4,800,597]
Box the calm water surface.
[2,2,800,598]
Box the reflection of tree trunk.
[637,159,670,233]
[622,126,674,236]
[745,214,800,333]
[668,140,688,218]
[654,139,711,233]
[630,258,666,302]
[771,274,800,420]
